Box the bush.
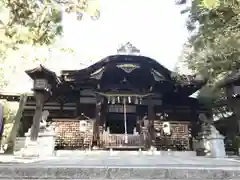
[0,100,18,149]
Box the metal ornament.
[117,64,140,73]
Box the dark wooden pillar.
[93,94,101,147]
[100,97,108,129]
[225,85,240,135]
[30,92,45,141]
[147,96,155,148]
[232,100,240,135]
[76,95,81,117]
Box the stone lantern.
[25,65,55,141]
[21,65,57,157]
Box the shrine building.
[0,55,210,151]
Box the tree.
[0,0,100,88]
[178,0,240,93]
[176,0,240,118]
[0,0,100,50]
[0,0,100,153]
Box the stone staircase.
[1,152,240,179]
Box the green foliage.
[0,0,100,48]
[0,100,18,149]
[232,136,240,153]
[0,0,63,47]
[3,94,27,154]
[0,0,100,89]
[0,100,18,124]
[0,0,63,89]
[181,0,240,82]
[178,0,240,104]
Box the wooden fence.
[100,133,145,149]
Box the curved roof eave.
[25,64,61,84]
[62,54,208,92]
[63,54,173,79]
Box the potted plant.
[232,136,240,156]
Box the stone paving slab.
[0,155,240,179]
[1,152,240,179]
[27,154,240,167]
[0,166,240,179]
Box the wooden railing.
[100,133,145,149]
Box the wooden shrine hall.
[2,55,210,151]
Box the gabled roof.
[61,55,173,80]
[25,55,208,97]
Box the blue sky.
[61,0,190,71]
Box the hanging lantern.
[134,97,138,104]
[117,96,120,103]
[112,96,116,104]
[139,97,142,105]
[128,96,131,104]
[119,96,123,104]
[123,97,126,103]
[108,97,110,104]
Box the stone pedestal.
[21,129,56,158]
[21,141,39,157]
[207,133,226,158]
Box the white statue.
[39,110,52,131]
[162,122,171,136]
[142,114,148,127]
[209,125,219,135]
[79,120,87,132]
[133,127,139,135]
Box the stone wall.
[52,119,191,150]
[53,119,94,150]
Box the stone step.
[0,166,239,179]
[1,151,240,179]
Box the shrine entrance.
[100,99,145,149]
[106,113,137,134]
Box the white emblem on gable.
[90,67,105,80]
[151,69,165,81]
[117,64,140,73]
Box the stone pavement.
[1,151,240,179]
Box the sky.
[61,0,190,71]
[4,0,191,93]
